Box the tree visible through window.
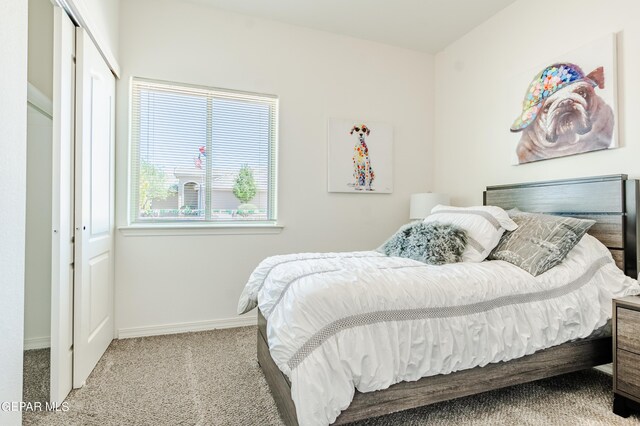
[130,78,278,224]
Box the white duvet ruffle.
[239,235,639,425]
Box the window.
[130,78,278,224]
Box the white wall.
[433,0,640,206]
[25,103,53,349]
[115,0,434,335]
[82,0,119,59]
[0,0,28,424]
[28,0,53,99]
[73,0,120,68]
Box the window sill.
[118,223,284,237]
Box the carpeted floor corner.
[23,348,50,406]
[23,326,640,425]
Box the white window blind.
[130,78,278,224]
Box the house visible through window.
[130,78,278,224]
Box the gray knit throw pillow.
[378,222,468,265]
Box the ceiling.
[188,0,516,53]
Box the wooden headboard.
[484,174,639,278]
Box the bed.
[250,174,640,425]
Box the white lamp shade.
[410,193,450,220]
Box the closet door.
[50,5,75,404]
[73,27,116,388]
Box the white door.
[73,27,116,388]
[50,6,75,404]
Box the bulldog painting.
[511,63,615,164]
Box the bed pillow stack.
[424,205,518,262]
[488,209,595,276]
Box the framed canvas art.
[510,34,618,165]
[327,118,393,193]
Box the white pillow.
[424,205,518,262]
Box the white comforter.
[238,235,640,426]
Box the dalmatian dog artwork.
[327,118,392,193]
[349,124,375,191]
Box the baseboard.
[24,336,51,350]
[117,314,257,339]
[594,363,613,375]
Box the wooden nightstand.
[613,296,640,417]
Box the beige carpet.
[23,348,50,405]
[23,326,640,426]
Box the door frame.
[50,5,76,405]
[50,2,119,399]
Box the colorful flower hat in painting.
[510,63,598,132]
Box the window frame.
[127,77,279,229]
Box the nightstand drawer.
[617,307,640,355]
[617,349,640,397]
